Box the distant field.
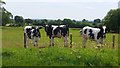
[2,27,119,66]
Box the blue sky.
[2,0,119,20]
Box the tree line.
[1,1,120,33]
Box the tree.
[41,19,48,25]
[82,19,88,22]
[56,19,62,24]
[62,18,73,27]
[0,0,6,5]
[94,19,101,23]
[1,1,13,26]
[93,19,101,27]
[25,18,33,25]
[14,16,24,26]
[103,9,120,33]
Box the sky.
[2,0,120,20]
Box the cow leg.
[96,39,101,48]
[63,36,68,47]
[34,41,38,48]
[101,38,104,48]
[33,37,36,47]
[33,37,39,48]
[32,37,35,47]
[26,34,29,48]
[24,38,29,48]
[82,37,87,48]
[52,38,54,46]
[34,41,37,47]
[50,37,54,46]
[36,37,40,47]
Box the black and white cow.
[44,25,69,47]
[24,26,42,48]
[81,26,107,48]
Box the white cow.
[81,26,106,48]
[44,25,69,47]
[24,26,42,48]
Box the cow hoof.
[24,46,27,48]
[97,46,101,49]
[101,46,104,48]
[52,43,54,46]
[49,44,52,47]
[24,45,28,48]
[70,46,72,48]
[82,46,86,48]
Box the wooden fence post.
[24,33,27,48]
[112,35,115,48]
[70,33,72,48]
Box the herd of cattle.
[24,25,107,48]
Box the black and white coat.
[44,25,69,47]
[81,26,107,48]
[24,26,42,48]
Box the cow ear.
[39,26,42,29]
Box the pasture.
[2,27,119,66]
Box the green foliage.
[2,7,13,26]
[80,22,93,27]
[25,18,33,25]
[62,18,73,25]
[2,27,119,66]
[14,16,24,26]
[2,47,118,66]
[82,19,88,22]
[1,1,13,26]
[103,8,120,33]
[94,19,101,23]
[0,0,6,4]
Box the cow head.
[103,26,107,38]
[44,25,53,36]
[99,26,107,38]
[32,26,42,37]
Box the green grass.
[1,27,119,66]
[2,47,118,66]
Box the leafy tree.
[25,18,33,25]
[56,19,62,24]
[93,19,101,27]
[32,20,39,25]
[14,16,24,26]
[103,9,120,33]
[0,0,6,5]
[94,19,101,23]
[82,19,88,22]
[41,19,48,25]
[80,22,93,28]
[48,20,56,25]
[1,1,13,26]
[62,18,73,27]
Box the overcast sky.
[2,0,119,20]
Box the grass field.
[1,27,119,66]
